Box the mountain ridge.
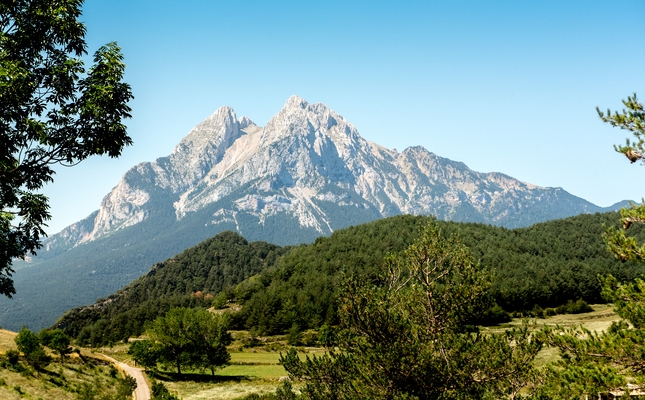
[45,95,621,251]
[2,95,628,331]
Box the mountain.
[44,95,626,249]
[1,96,627,331]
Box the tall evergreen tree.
[600,93,645,261]
[536,94,645,398]
[281,222,542,399]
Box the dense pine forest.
[54,211,645,346]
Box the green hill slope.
[55,212,645,344]
[56,231,287,344]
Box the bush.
[15,327,51,369]
[242,331,261,348]
[478,304,512,325]
[116,375,137,398]
[212,292,228,309]
[301,330,318,347]
[5,349,19,365]
[286,324,301,346]
[151,381,179,400]
[564,299,593,314]
[535,299,593,318]
[317,324,336,347]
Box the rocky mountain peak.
[238,116,256,130]
[44,96,615,253]
[171,106,241,160]
[283,94,309,110]
[259,95,359,156]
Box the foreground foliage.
[0,0,133,297]
[281,222,542,399]
[538,277,645,398]
[602,94,645,262]
[527,93,645,398]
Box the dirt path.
[100,355,151,400]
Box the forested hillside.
[233,212,645,334]
[56,231,288,344]
[55,212,645,345]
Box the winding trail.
[101,355,151,400]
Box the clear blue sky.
[42,0,645,234]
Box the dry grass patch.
[481,304,619,335]
[0,356,125,399]
[88,342,132,364]
[481,304,620,368]
[0,330,17,354]
[164,377,279,400]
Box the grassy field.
[481,303,618,335]
[93,336,325,399]
[481,304,619,367]
[0,329,131,399]
[159,346,332,399]
[155,308,621,399]
[19,304,611,400]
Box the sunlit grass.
[89,308,622,400]
[0,352,125,399]
[0,330,17,354]
[481,304,620,368]
[480,304,618,335]
[149,344,325,399]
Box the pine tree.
[536,94,645,398]
[281,222,542,399]
[600,94,645,261]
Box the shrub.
[151,381,179,400]
[286,324,301,346]
[5,349,19,365]
[212,292,228,309]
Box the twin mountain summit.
[3,95,626,331]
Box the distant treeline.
[55,212,645,346]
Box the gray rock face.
[50,95,607,248]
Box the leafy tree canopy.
[145,307,232,375]
[128,339,159,372]
[0,0,133,297]
[14,326,50,369]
